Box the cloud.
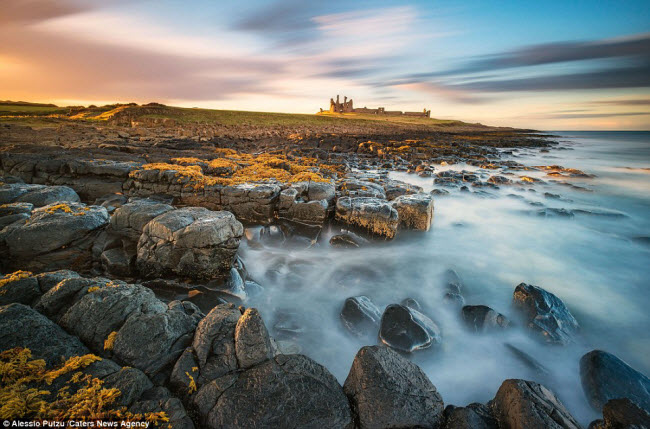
[538,112,650,119]
[427,32,650,78]
[452,61,650,92]
[592,98,650,106]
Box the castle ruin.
[321,95,430,118]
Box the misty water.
[240,131,650,425]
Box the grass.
[0,100,509,132]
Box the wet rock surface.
[462,305,510,332]
[390,192,434,231]
[344,345,444,429]
[588,398,650,429]
[491,379,581,429]
[443,403,498,429]
[379,304,441,352]
[513,283,579,344]
[340,296,382,337]
[580,350,650,412]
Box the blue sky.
[1,0,649,129]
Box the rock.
[443,403,498,429]
[0,202,33,229]
[200,354,352,429]
[15,185,80,207]
[112,300,203,379]
[340,296,382,337]
[335,197,399,239]
[344,345,444,429]
[35,269,80,294]
[0,183,46,204]
[1,202,109,272]
[589,398,650,429]
[137,207,243,281]
[504,343,550,376]
[512,283,579,345]
[379,304,441,352]
[190,304,241,383]
[339,178,386,199]
[580,350,650,412]
[219,183,281,224]
[0,271,40,306]
[103,367,153,407]
[431,188,450,196]
[0,303,88,365]
[462,305,510,332]
[110,198,174,242]
[100,246,134,277]
[490,379,581,429]
[234,308,273,369]
[391,193,434,231]
[94,193,129,213]
[130,387,195,429]
[329,232,368,248]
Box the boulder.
[0,271,40,306]
[137,207,243,281]
[490,379,581,429]
[512,283,579,344]
[112,300,203,379]
[15,185,80,207]
[130,387,195,429]
[340,296,382,337]
[219,183,281,223]
[335,197,399,239]
[462,305,510,332]
[110,198,174,242]
[0,183,45,204]
[339,178,386,199]
[379,304,441,352]
[390,193,434,231]
[580,350,650,411]
[344,345,444,429]
[190,304,241,383]
[0,202,33,229]
[589,398,650,429]
[198,354,353,429]
[443,403,498,429]
[1,202,109,272]
[234,308,273,369]
[0,303,88,365]
[329,232,369,248]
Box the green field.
[0,101,496,132]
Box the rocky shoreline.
[1,120,649,428]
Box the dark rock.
[344,345,444,429]
[443,403,498,429]
[513,283,579,345]
[234,308,273,369]
[580,350,650,412]
[462,305,510,332]
[130,387,195,429]
[379,304,441,352]
[491,379,581,429]
[15,185,80,207]
[0,271,40,306]
[589,398,650,429]
[1,202,109,272]
[504,343,550,376]
[0,303,88,366]
[330,232,368,248]
[200,354,352,429]
[340,296,381,337]
[103,367,153,407]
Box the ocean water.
[241,131,650,425]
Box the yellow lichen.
[185,372,197,394]
[87,286,100,293]
[0,347,169,422]
[103,331,118,351]
[0,271,32,288]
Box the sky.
[1,0,649,130]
